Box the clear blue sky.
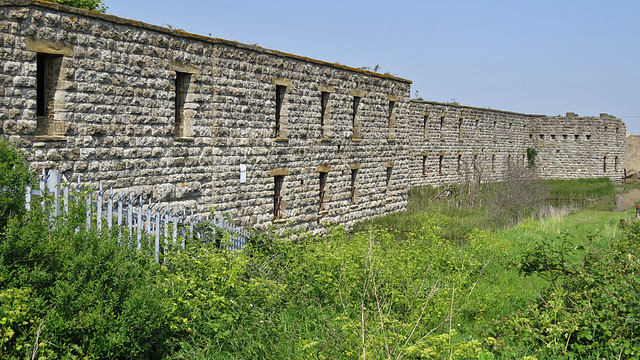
[106,0,640,134]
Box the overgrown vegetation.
[2,138,639,359]
[49,0,107,13]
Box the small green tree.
[0,139,32,230]
[49,0,107,13]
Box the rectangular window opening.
[174,71,190,137]
[615,156,618,172]
[352,96,361,139]
[274,175,285,220]
[475,119,480,139]
[491,155,495,172]
[320,91,330,138]
[422,156,427,175]
[275,85,286,137]
[385,166,393,195]
[458,118,463,140]
[440,117,445,139]
[388,100,395,139]
[318,171,328,212]
[457,154,462,172]
[438,155,444,174]
[36,53,63,135]
[423,114,429,139]
[492,121,497,141]
[603,156,607,173]
[350,169,359,204]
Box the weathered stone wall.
[1,0,216,213]
[526,113,625,181]
[0,0,627,232]
[407,101,539,187]
[211,45,411,231]
[406,103,626,186]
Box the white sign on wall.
[240,164,247,183]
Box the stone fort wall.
[0,0,626,232]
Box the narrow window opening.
[352,96,361,139]
[491,155,495,172]
[575,134,579,140]
[385,166,393,196]
[423,114,429,139]
[529,134,533,140]
[36,53,63,135]
[422,156,427,175]
[616,127,619,145]
[388,100,396,139]
[586,134,591,140]
[440,116,445,139]
[458,118,463,140]
[603,156,607,173]
[438,155,444,174]
[275,85,286,137]
[457,154,462,172]
[318,171,328,212]
[274,175,285,220]
[507,154,512,170]
[551,134,556,140]
[615,156,618,172]
[473,154,478,172]
[175,71,190,137]
[539,134,544,140]
[475,119,480,139]
[492,120,497,141]
[350,169,359,204]
[563,134,568,140]
[320,91,330,138]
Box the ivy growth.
[526,147,538,167]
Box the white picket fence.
[25,170,250,261]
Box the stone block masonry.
[0,0,626,232]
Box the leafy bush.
[0,201,169,359]
[489,222,640,358]
[0,138,32,230]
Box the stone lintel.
[318,85,335,93]
[169,60,200,74]
[270,167,290,177]
[388,94,398,102]
[272,77,291,87]
[348,163,361,170]
[438,152,446,156]
[421,152,430,156]
[385,161,394,168]
[350,89,364,97]
[34,135,67,142]
[26,38,73,56]
[316,164,331,173]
